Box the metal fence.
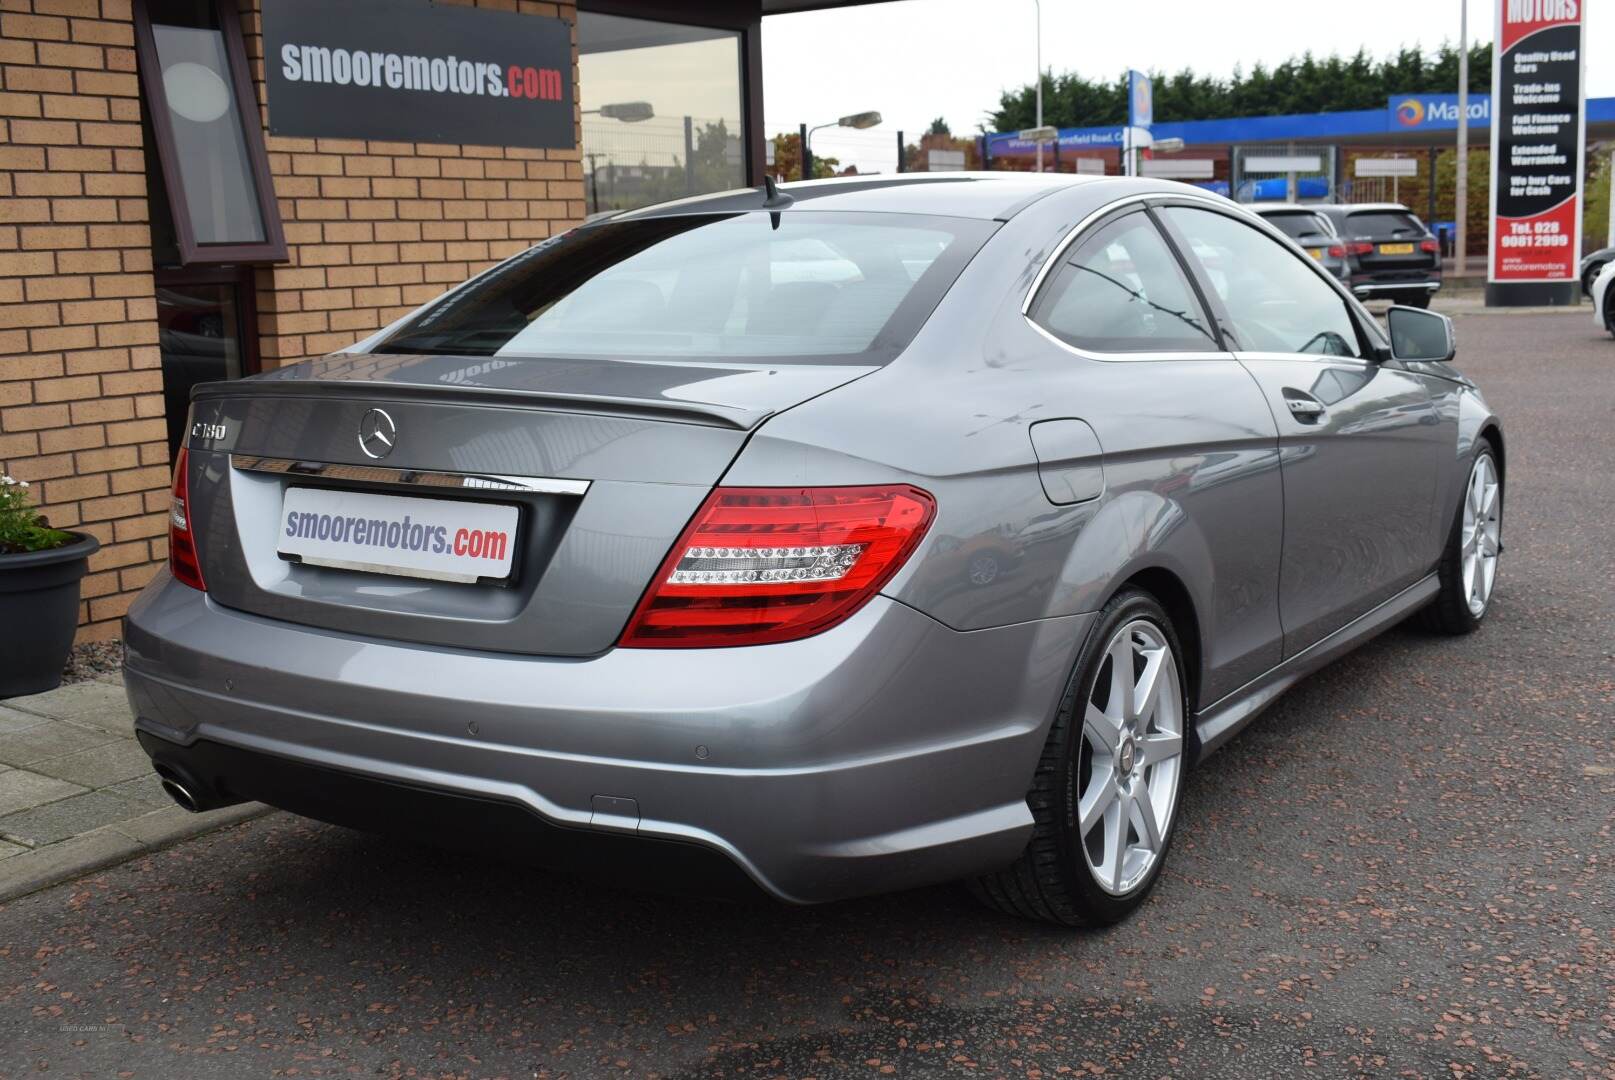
[582,115,744,216]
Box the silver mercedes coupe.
[126,174,1505,927]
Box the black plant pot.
[0,531,100,699]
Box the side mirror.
[1385,305,1455,363]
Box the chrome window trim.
[231,455,591,496]
[1231,350,1376,371]
[1020,191,1235,364]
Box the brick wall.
[0,0,168,642]
[0,0,583,642]
[238,0,585,369]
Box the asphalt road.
[2,312,1612,1080]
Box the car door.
[1157,203,1446,657]
[1022,205,1286,702]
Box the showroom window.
[578,12,747,215]
[133,0,286,264]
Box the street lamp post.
[804,111,882,179]
[1456,0,1469,277]
[581,101,655,123]
[1033,0,1043,173]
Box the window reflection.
[578,12,745,214]
[151,19,266,244]
[159,283,243,457]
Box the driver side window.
[1160,207,1362,358]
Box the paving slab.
[0,719,124,768]
[28,740,153,789]
[0,770,86,817]
[0,706,52,735]
[4,681,133,733]
[102,775,173,811]
[0,802,269,903]
[0,790,151,848]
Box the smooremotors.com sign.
[262,0,574,150]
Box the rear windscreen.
[1343,211,1425,238]
[1263,212,1333,242]
[376,211,995,365]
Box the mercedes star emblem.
[357,408,397,460]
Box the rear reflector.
[169,446,206,591]
[619,485,936,648]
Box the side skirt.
[1192,573,1440,761]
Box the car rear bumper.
[123,572,1089,903]
[1350,278,1441,298]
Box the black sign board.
[262,0,575,150]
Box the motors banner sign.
[262,0,575,150]
[1488,0,1585,284]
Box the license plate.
[278,487,518,584]
[1379,242,1415,255]
[1306,247,1324,260]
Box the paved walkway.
[0,676,265,901]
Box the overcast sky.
[763,0,1614,171]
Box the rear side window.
[1342,210,1425,238]
[1161,206,1362,358]
[376,211,994,365]
[1029,211,1219,354]
[1263,212,1334,242]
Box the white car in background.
[1594,259,1615,338]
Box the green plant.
[0,473,71,555]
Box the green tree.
[1587,151,1612,255]
[769,131,839,181]
[989,42,1492,130]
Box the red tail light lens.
[1420,238,1439,253]
[619,485,936,648]
[169,446,206,591]
[1327,244,1346,258]
[1348,241,1375,256]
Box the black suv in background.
[1316,203,1442,307]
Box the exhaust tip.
[159,777,200,813]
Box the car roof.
[1251,203,1329,214]
[607,172,1201,223]
[1315,202,1417,214]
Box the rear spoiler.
[191,376,762,430]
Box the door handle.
[1284,392,1326,421]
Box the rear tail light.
[1420,238,1439,253]
[619,485,936,648]
[1347,241,1375,256]
[1327,244,1346,258]
[169,446,206,591]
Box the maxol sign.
[1388,93,1492,130]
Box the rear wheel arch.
[1120,567,1203,724]
[1477,423,1505,485]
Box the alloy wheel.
[1076,619,1184,896]
[1461,454,1502,616]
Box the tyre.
[1421,445,1502,634]
[1604,287,1615,338]
[972,588,1188,927]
